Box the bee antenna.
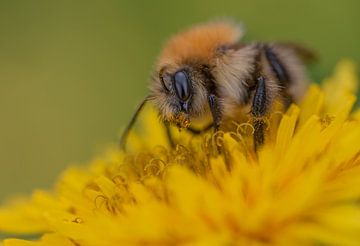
[119,96,149,151]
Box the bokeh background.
[0,0,359,201]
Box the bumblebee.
[120,20,314,149]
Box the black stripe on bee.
[264,46,290,86]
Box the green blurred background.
[0,0,359,200]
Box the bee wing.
[277,42,317,64]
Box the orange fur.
[157,21,243,68]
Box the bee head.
[149,20,244,128]
[150,64,209,128]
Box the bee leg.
[208,94,222,131]
[251,76,268,150]
[119,97,148,150]
[208,93,223,153]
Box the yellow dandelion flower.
[1,60,360,246]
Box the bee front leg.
[208,94,222,131]
[251,76,268,150]
[166,93,222,147]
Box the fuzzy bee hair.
[149,21,245,122]
[121,20,313,150]
[150,20,307,121]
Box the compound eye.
[173,71,191,101]
[159,67,171,92]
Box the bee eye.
[173,71,191,101]
[159,68,171,92]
